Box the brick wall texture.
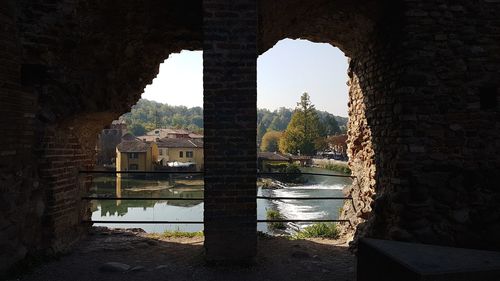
[1,0,500,273]
[203,0,258,263]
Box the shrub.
[264,162,288,172]
[266,209,286,230]
[284,163,302,182]
[294,223,340,239]
[324,163,351,175]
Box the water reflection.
[90,168,351,233]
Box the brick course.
[203,0,258,263]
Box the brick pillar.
[203,0,257,263]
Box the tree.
[260,130,282,152]
[257,109,273,146]
[120,99,205,133]
[128,123,146,136]
[317,111,341,136]
[279,93,322,155]
[327,134,348,156]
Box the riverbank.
[311,159,351,175]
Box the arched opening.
[91,50,205,234]
[256,38,353,240]
[258,0,388,247]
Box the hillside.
[120,99,348,144]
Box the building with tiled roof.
[115,133,158,176]
[257,152,312,172]
[146,128,193,139]
[257,152,291,172]
[156,137,204,171]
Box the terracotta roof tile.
[157,138,203,148]
[117,135,152,152]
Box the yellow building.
[116,133,158,177]
[157,138,204,171]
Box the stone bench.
[357,238,500,281]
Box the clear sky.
[141,38,349,116]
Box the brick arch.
[3,0,500,272]
[1,0,204,272]
[259,0,500,251]
[258,0,401,244]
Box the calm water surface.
[90,167,352,234]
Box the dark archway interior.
[1,0,500,273]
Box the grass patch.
[266,209,287,230]
[293,223,340,239]
[324,163,351,175]
[148,230,204,239]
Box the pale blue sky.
[141,39,349,116]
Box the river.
[89,167,352,234]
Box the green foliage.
[121,99,203,135]
[314,137,329,152]
[279,93,323,155]
[324,163,351,175]
[121,98,346,144]
[150,230,204,239]
[294,223,340,239]
[257,107,346,148]
[260,130,282,152]
[266,209,286,230]
[264,162,288,171]
[284,163,302,182]
[317,111,341,136]
[128,123,146,136]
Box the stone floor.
[10,227,355,281]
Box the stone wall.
[367,0,500,249]
[1,0,500,274]
[342,0,500,250]
[260,0,500,251]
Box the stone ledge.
[358,238,500,281]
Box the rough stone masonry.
[1,0,499,274]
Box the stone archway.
[260,0,500,251]
[2,0,500,272]
[258,0,390,244]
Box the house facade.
[116,133,158,176]
[157,138,204,171]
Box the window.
[186,151,194,158]
[179,151,183,158]
[159,149,163,155]
[129,164,139,170]
[129,152,139,159]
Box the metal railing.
[79,170,355,227]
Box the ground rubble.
[11,227,355,281]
